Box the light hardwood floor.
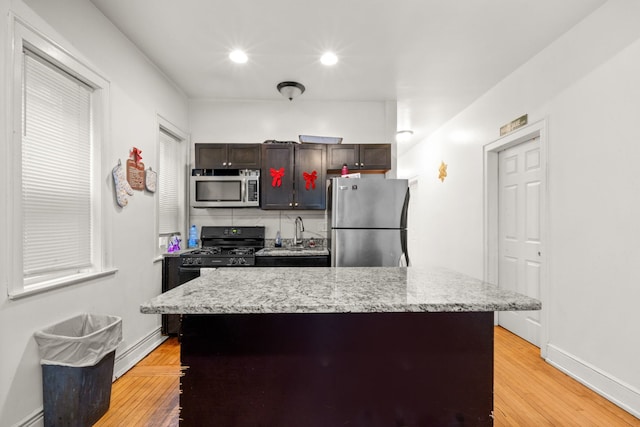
[95,327,639,426]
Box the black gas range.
[179,226,265,267]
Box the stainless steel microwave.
[190,169,260,208]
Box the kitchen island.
[141,267,540,426]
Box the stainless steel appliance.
[162,226,265,335]
[328,178,409,267]
[190,169,260,208]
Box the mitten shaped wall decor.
[113,159,134,207]
[145,167,157,193]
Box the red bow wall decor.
[130,147,143,164]
[270,167,285,187]
[303,170,318,190]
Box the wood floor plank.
[95,329,640,426]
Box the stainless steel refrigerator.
[328,178,410,267]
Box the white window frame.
[7,17,115,299]
[155,116,189,259]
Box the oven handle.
[178,266,202,273]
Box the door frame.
[483,118,549,357]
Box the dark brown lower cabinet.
[180,311,494,426]
[254,255,330,267]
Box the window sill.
[8,268,119,300]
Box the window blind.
[22,50,94,277]
[158,129,181,235]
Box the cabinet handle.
[295,202,299,207]
[360,163,364,167]
[289,203,293,207]
[228,162,232,166]
[355,162,359,167]
[223,162,227,166]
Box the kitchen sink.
[254,246,330,267]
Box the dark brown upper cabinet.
[327,144,391,172]
[261,144,326,210]
[194,143,261,169]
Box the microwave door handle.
[241,179,246,202]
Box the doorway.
[484,120,547,353]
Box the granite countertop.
[141,266,541,314]
[255,247,330,256]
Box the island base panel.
[181,312,494,426]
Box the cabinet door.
[195,144,227,169]
[261,145,294,209]
[327,144,359,170]
[359,144,391,170]
[227,144,261,169]
[295,144,326,209]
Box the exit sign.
[500,114,528,136]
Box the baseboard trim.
[546,343,640,419]
[113,327,166,380]
[11,409,42,427]
[13,328,166,427]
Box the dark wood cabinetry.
[261,144,326,210]
[255,255,330,267]
[195,143,261,169]
[327,144,391,172]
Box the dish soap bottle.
[275,230,282,247]
[188,225,198,248]
[341,163,349,176]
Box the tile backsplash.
[189,207,328,242]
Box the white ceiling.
[90,0,606,142]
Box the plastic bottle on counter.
[341,164,349,176]
[275,230,282,247]
[188,225,198,248]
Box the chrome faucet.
[294,216,305,246]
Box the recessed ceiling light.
[320,52,338,66]
[229,50,248,64]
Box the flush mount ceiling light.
[396,130,414,142]
[277,81,306,101]
[229,49,248,64]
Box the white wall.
[398,0,640,416]
[188,99,396,242]
[0,0,189,425]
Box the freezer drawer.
[331,229,408,267]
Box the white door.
[497,137,542,346]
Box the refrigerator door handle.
[400,187,410,229]
[398,253,408,267]
[400,229,410,266]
